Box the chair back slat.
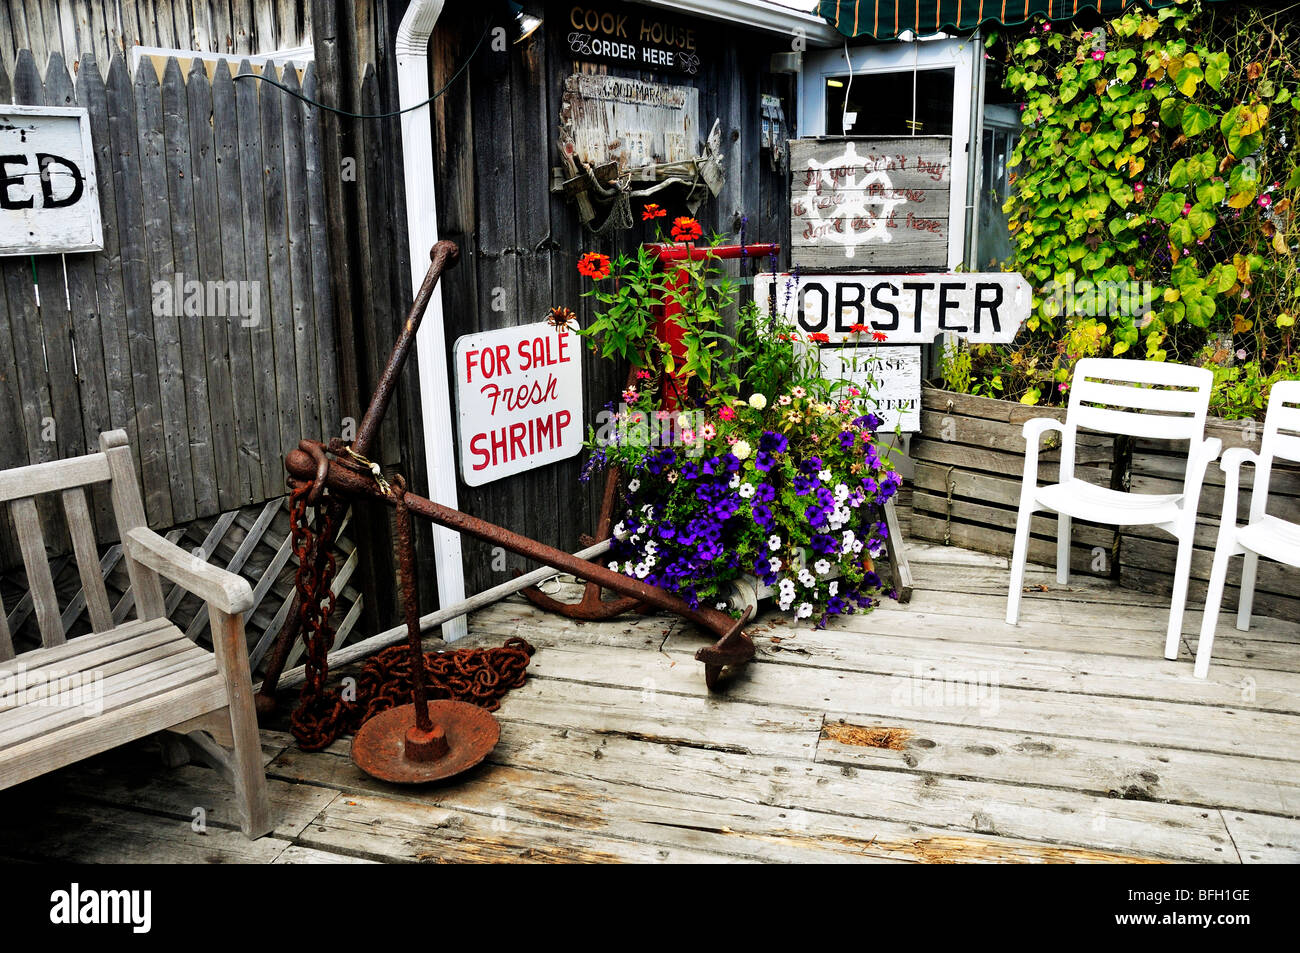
[1263,382,1300,466]
[1068,359,1212,442]
[0,591,12,662]
[10,498,65,649]
[0,454,111,504]
[61,488,115,634]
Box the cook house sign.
[566,4,702,74]
[454,323,584,487]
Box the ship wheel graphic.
[803,141,904,259]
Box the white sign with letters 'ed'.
[0,105,103,255]
[753,272,1031,344]
[454,323,584,487]
[818,345,921,434]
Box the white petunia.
[729,473,741,489]
[768,534,783,551]
[716,601,729,611]
[814,559,831,575]
[829,581,839,596]
[609,560,620,571]
[634,563,649,579]
[738,483,756,499]
[623,561,635,574]
[851,540,864,554]
[628,478,641,492]
[818,469,832,483]
[834,483,850,502]
[778,595,794,612]
[798,569,816,588]
[796,602,813,619]
[768,557,781,574]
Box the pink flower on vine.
[1183,203,1192,216]
[1236,349,1248,360]
[1091,50,1105,62]
[1258,194,1273,209]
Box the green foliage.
[974,0,1299,420]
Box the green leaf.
[1160,98,1185,127]
[1204,51,1230,91]
[1152,191,1187,223]
[1180,103,1215,136]
[1168,159,1190,188]
[1173,65,1203,97]
[1188,203,1216,234]
[1196,180,1226,205]
[1168,217,1194,248]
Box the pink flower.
[622,388,638,402]
[719,406,736,421]
[1183,203,1192,216]
[792,386,806,398]
[1236,349,1248,360]
[700,423,717,440]
[1258,194,1273,209]
[848,387,861,397]
[681,428,696,443]
[1091,50,1105,62]
[778,395,792,406]
[726,435,738,445]
[1042,22,1051,31]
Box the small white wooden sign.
[0,105,103,255]
[753,272,1031,344]
[453,323,584,487]
[819,345,921,433]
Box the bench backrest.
[1067,358,1213,442]
[0,431,164,661]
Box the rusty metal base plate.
[351,701,501,784]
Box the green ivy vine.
[976,0,1298,416]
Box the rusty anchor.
[257,240,755,718]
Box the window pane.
[823,68,954,137]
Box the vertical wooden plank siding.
[1,48,339,569]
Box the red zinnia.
[871,330,888,342]
[642,203,667,221]
[576,251,611,280]
[848,323,870,334]
[808,332,830,343]
[670,216,703,242]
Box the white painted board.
[0,105,103,255]
[753,271,1031,344]
[453,323,584,487]
[818,345,921,433]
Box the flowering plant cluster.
[574,214,903,626]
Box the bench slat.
[11,498,64,648]
[0,453,111,504]
[61,487,114,633]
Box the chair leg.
[1006,502,1034,625]
[211,608,272,838]
[1056,514,1072,585]
[1195,541,1235,679]
[1164,530,1196,661]
[1236,552,1259,632]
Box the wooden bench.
[0,431,270,837]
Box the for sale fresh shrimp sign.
[453,323,584,487]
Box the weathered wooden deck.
[1,542,1298,863]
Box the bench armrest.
[124,527,254,615]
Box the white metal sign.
[754,272,1030,344]
[0,105,103,255]
[454,323,584,487]
[819,345,921,433]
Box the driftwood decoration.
[555,72,724,233]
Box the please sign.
[454,323,584,487]
[752,272,1031,345]
[0,105,103,255]
[819,345,921,433]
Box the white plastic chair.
[1194,380,1300,678]
[1006,359,1221,661]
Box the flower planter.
[911,385,1300,623]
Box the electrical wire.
[232,21,492,119]
[840,36,853,134]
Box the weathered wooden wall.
[0,50,339,565]
[429,0,797,596]
[0,0,313,77]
